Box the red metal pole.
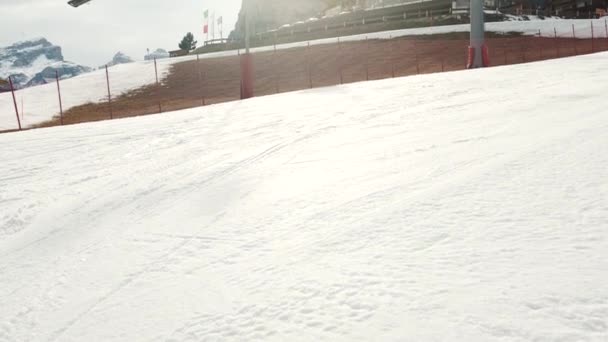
[240,53,254,99]
[55,70,64,125]
[504,41,508,65]
[9,76,21,131]
[105,65,113,120]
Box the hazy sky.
[0,0,242,66]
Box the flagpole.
[218,16,223,41]
[245,3,250,53]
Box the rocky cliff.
[231,0,329,39]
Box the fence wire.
[1,20,607,132]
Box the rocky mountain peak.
[0,38,90,90]
[102,51,134,68]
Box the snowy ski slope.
[2,18,606,131]
[1,52,607,341]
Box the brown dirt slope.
[34,32,605,129]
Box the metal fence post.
[390,35,395,78]
[605,19,608,50]
[105,65,113,120]
[154,58,162,113]
[274,44,279,94]
[537,29,542,60]
[591,21,595,53]
[196,54,206,106]
[441,41,445,72]
[338,38,344,84]
[307,41,312,88]
[8,76,21,130]
[55,70,64,125]
[414,39,420,74]
[572,24,578,55]
[554,28,559,57]
[365,36,370,81]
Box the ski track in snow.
[0,53,607,341]
[2,18,607,130]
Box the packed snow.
[1,52,607,341]
[2,18,606,130]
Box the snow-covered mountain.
[102,51,134,68]
[0,38,91,89]
[144,48,170,61]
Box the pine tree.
[179,33,197,51]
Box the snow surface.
[1,53,607,341]
[2,18,605,130]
